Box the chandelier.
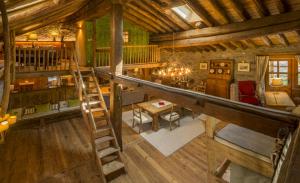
[155,64,191,80]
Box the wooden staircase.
[71,53,125,182]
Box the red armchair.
[238,80,260,105]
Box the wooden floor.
[0,116,210,183]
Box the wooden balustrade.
[95,45,160,67]
[15,47,74,72]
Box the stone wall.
[160,44,300,84]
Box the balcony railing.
[15,47,74,72]
[96,45,160,67]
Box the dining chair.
[160,105,181,131]
[132,104,153,133]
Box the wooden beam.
[123,12,159,33]
[0,0,11,113]
[65,0,111,22]
[125,3,173,32]
[207,0,231,24]
[226,0,251,21]
[244,39,259,48]
[125,7,167,33]
[213,44,226,51]
[182,0,217,27]
[150,11,300,42]
[141,0,191,30]
[250,0,269,17]
[110,2,123,150]
[132,0,180,31]
[94,73,299,137]
[262,36,273,47]
[206,45,217,52]
[278,33,290,46]
[223,42,237,50]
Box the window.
[123,31,129,43]
[268,60,289,86]
[172,4,202,23]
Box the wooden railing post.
[10,30,15,83]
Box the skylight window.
[172,4,202,23]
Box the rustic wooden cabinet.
[206,60,234,98]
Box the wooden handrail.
[96,69,299,136]
[15,47,74,72]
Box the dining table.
[137,99,174,131]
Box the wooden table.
[265,91,295,110]
[137,99,174,131]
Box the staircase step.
[102,160,125,176]
[95,136,114,145]
[85,107,105,113]
[101,155,119,165]
[94,126,110,138]
[97,147,119,159]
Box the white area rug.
[122,111,206,156]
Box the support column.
[10,30,16,83]
[92,19,97,68]
[75,21,87,66]
[0,0,11,114]
[110,2,123,150]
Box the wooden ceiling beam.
[244,39,259,48]
[278,33,290,46]
[182,0,217,27]
[206,45,217,52]
[64,0,111,23]
[151,11,300,42]
[226,0,251,21]
[125,3,173,32]
[250,0,269,17]
[223,42,237,50]
[12,0,86,35]
[123,12,159,33]
[141,0,191,30]
[213,44,226,51]
[207,0,231,24]
[132,0,180,32]
[261,36,273,47]
[125,8,167,33]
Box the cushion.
[133,112,153,124]
[238,81,256,96]
[240,96,260,105]
[161,112,180,121]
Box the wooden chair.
[132,104,153,134]
[159,105,181,131]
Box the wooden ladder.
[71,52,125,182]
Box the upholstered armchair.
[238,80,260,105]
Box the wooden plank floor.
[0,117,210,183]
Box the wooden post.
[92,19,97,68]
[206,116,218,183]
[0,0,11,114]
[10,30,16,83]
[110,2,123,150]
